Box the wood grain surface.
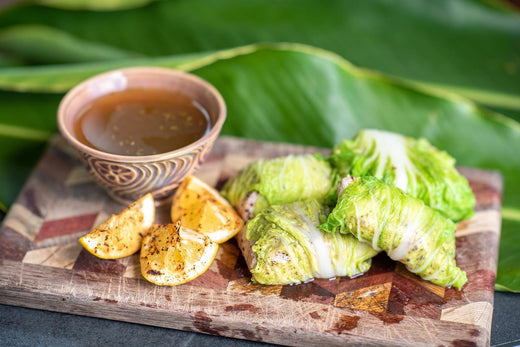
[0,135,502,347]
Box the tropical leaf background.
[0,0,519,292]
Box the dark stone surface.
[491,291,520,347]
[0,290,518,346]
[0,304,274,347]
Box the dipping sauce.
[74,89,211,156]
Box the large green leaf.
[36,0,156,11]
[0,48,246,92]
[497,218,520,292]
[0,44,518,290]
[0,0,519,118]
[0,25,143,65]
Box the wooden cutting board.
[0,135,502,347]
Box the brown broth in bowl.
[74,89,211,156]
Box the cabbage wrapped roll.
[329,129,475,222]
[239,199,378,285]
[320,176,467,289]
[221,155,334,218]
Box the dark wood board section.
[0,135,502,346]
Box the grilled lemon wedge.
[79,193,155,259]
[171,176,243,244]
[140,222,218,286]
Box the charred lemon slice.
[79,193,155,259]
[171,175,243,244]
[140,222,218,286]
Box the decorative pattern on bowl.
[57,67,226,205]
[82,138,215,205]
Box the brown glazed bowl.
[57,67,226,205]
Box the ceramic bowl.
[57,67,226,205]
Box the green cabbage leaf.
[320,176,467,289]
[247,199,378,285]
[221,154,333,215]
[329,129,475,222]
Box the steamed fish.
[320,176,467,289]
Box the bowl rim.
[57,66,226,163]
